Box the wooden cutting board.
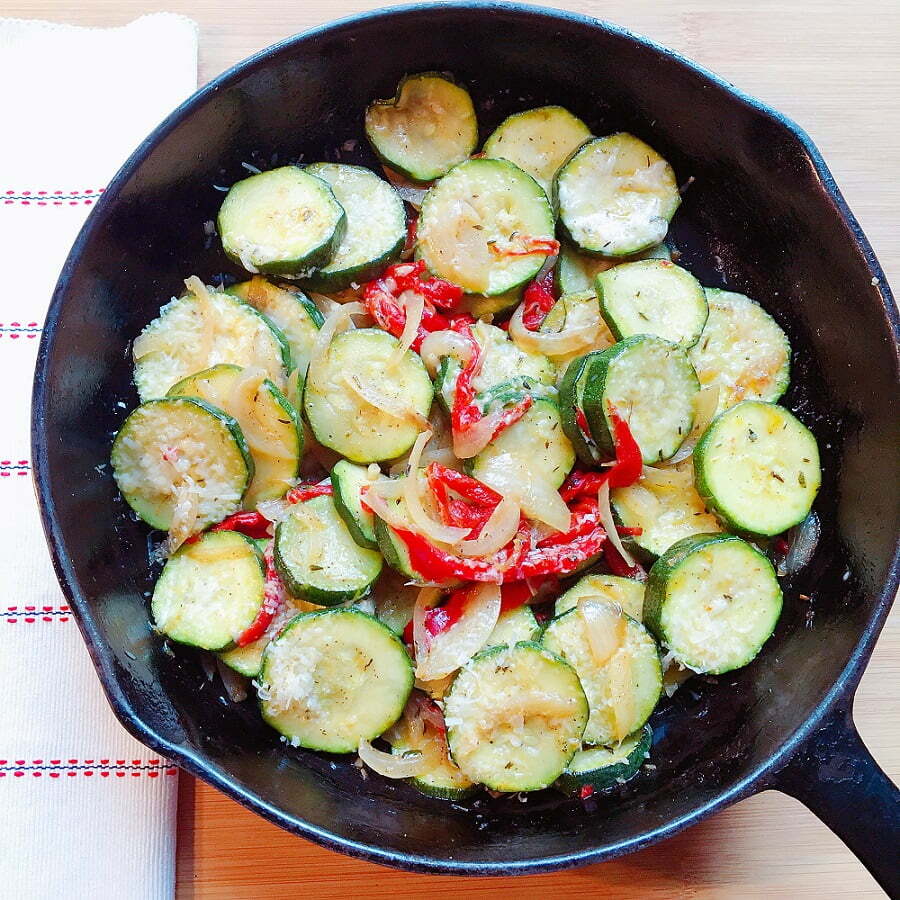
[9,0,897,895]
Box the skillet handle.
[771,701,899,896]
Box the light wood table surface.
[11,1,899,896]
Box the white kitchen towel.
[0,14,198,900]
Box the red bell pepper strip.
[521,270,556,331]
[393,514,609,585]
[362,261,463,351]
[450,322,534,447]
[560,408,644,501]
[235,544,285,647]
[508,528,608,581]
[488,236,560,259]
[605,405,643,488]
[210,511,272,540]
[448,313,476,331]
[286,482,333,504]
[498,577,554,613]
[575,407,593,443]
[535,497,601,547]
[407,579,545,645]
[426,473,491,533]
[604,542,647,581]
[426,463,502,507]
[424,584,476,639]
[393,527,502,583]
[580,785,595,800]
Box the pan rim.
[30,0,900,875]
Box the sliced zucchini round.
[275,494,382,605]
[132,283,289,401]
[389,709,477,800]
[111,397,252,531]
[694,400,820,535]
[487,604,539,647]
[597,259,708,348]
[369,485,463,588]
[435,321,556,413]
[304,328,433,463]
[167,364,302,509]
[371,567,418,636]
[417,157,555,296]
[365,73,478,182]
[556,133,680,257]
[556,724,652,795]
[558,350,603,465]
[258,608,413,753]
[228,278,323,375]
[555,241,672,296]
[611,460,722,561]
[373,503,463,590]
[219,593,315,678]
[444,642,589,792]
[217,166,346,276]
[301,163,406,291]
[539,290,616,376]
[331,459,378,550]
[582,335,699,463]
[541,607,662,746]
[689,288,791,414]
[482,105,591,197]
[469,397,575,525]
[555,244,617,295]
[644,533,783,673]
[554,574,645,621]
[151,530,264,651]
[461,287,523,319]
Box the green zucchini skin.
[580,335,699,463]
[132,287,290,402]
[274,494,382,605]
[304,328,434,464]
[331,459,378,550]
[166,364,303,510]
[434,321,556,414]
[364,73,478,182]
[558,351,603,465]
[596,259,708,349]
[482,105,591,198]
[373,515,462,589]
[228,278,323,374]
[217,166,347,276]
[541,608,662,746]
[554,241,673,295]
[151,530,265,651]
[258,607,413,753]
[487,605,539,647]
[111,397,253,531]
[554,574,645,620]
[417,157,556,297]
[693,400,821,536]
[610,461,723,564]
[444,641,589,792]
[689,288,791,414]
[555,133,680,258]
[300,163,406,292]
[644,533,783,674]
[555,724,653,795]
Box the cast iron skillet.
[31,2,900,888]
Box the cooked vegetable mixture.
[111,72,820,800]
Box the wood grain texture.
[9,1,897,895]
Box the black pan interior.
[34,4,899,873]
